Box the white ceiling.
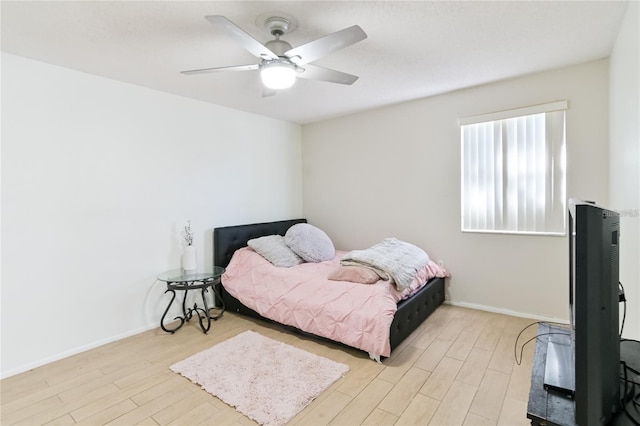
[1,1,629,124]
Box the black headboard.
[213,219,307,268]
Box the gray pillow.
[247,235,304,268]
[285,223,335,263]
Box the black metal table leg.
[196,287,212,333]
[160,288,185,333]
[181,289,191,322]
[209,284,225,321]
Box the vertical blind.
[460,101,567,235]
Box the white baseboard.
[2,302,569,379]
[444,299,569,325]
[1,322,159,379]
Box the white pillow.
[247,235,304,268]
[284,223,335,263]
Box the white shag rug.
[170,330,349,426]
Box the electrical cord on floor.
[514,282,630,366]
[513,321,570,366]
[620,360,640,425]
[623,350,640,376]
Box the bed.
[213,218,446,359]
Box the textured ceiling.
[1,1,630,124]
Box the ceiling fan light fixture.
[261,62,296,89]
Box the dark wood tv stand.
[527,323,575,425]
[527,324,639,426]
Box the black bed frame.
[213,218,445,354]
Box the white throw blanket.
[341,238,430,291]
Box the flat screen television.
[569,198,621,425]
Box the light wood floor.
[1,305,538,425]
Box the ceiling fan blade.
[205,15,278,60]
[298,64,359,85]
[181,64,260,75]
[284,25,367,65]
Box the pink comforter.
[222,248,447,357]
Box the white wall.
[0,53,303,377]
[302,60,609,322]
[610,1,640,340]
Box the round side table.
[157,267,225,334]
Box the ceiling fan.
[181,15,367,94]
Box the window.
[460,101,567,235]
